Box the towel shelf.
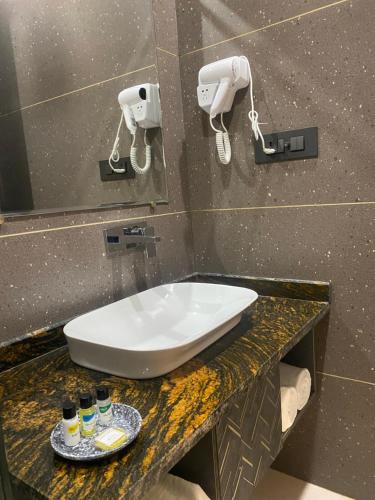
[280,392,316,444]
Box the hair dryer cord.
[109,113,126,173]
[210,114,231,165]
[109,113,152,175]
[130,130,152,175]
[246,60,275,155]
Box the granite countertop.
[0,276,330,499]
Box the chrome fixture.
[104,222,160,257]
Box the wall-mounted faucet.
[104,222,160,258]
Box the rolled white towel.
[142,473,210,500]
[280,386,298,432]
[280,363,311,410]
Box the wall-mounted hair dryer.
[198,56,249,118]
[109,83,161,175]
[197,56,275,165]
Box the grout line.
[181,0,351,57]
[0,64,156,119]
[0,210,189,240]
[317,371,375,388]
[156,47,179,58]
[1,200,375,239]
[190,200,375,214]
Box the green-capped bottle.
[79,393,96,437]
[96,386,113,426]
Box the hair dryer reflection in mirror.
[109,83,162,175]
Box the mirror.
[0,0,168,216]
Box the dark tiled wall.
[177,0,375,497]
[0,0,194,344]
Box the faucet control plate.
[104,222,160,258]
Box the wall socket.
[254,127,318,164]
[99,157,136,181]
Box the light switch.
[290,136,305,152]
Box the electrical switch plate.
[254,127,318,164]
[290,135,305,152]
[99,157,136,181]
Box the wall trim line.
[0,210,189,239]
[317,371,375,387]
[2,199,375,239]
[156,47,178,58]
[190,200,375,214]
[0,64,157,119]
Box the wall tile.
[176,0,334,53]
[180,1,375,210]
[0,212,193,343]
[273,373,375,499]
[192,205,375,384]
[152,0,179,55]
[0,0,155,113]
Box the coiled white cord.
[246,59,275,155]
[109,113,126,173]
[108,112,152,175]
[130,129,152,175]
[209,114,232,165]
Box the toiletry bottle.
[96,386,113,426]
[79,393,96,437]
[62,400,80,447]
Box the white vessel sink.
[64,282,258,379]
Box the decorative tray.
[50,403,142,461]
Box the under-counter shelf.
[172,365,282,500]
[173,327,320,500]
[279,328,317,444]
[280,393,316,444]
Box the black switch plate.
[99,157,136,181]
[255,127,318,164]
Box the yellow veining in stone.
[118,475,132,498]
[184,369,220,438]
[142,444,157,470]
[164,364,220,443]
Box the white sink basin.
[64,282,258,379]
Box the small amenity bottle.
[96,386,113,426]
[62,400,80,447]
[79,393,96,437]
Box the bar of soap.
[95,427,128,451]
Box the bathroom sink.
[64,282,258,379]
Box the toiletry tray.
[50,403,142,461]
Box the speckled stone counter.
[0,276,329,499]
[0,325,65,373]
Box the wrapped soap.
[95,427,127,451]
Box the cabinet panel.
[216,366,282,499]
